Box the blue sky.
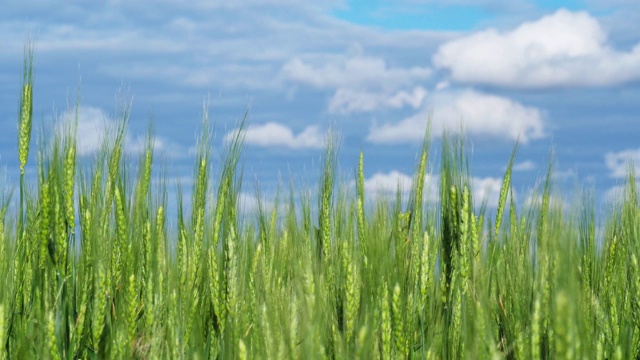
[1,0,640,214]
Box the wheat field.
[1,46,639,360]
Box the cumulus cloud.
[523,192,559,209]
[604,148,640,178]
[364,170,415,194]
[328,86,427,114]
[60,106,111,155]
[367,89,545,144]
[237,191,277,214]
[472,176,503,208]
[360,170,505,207]
[359,170,440,203]
[59,106,187,158]
[224,122,325,149]
[433,9,640,88]
[281,54,432,114]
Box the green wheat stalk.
[495,142,518,239]
[356,151,366,268]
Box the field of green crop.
[2,47,640,359]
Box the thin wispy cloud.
[281,55,432,90]
[513,160,536,172]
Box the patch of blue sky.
[332,0,603,31]
[531,0,615,18]
[332,2,494,31]
[532,0,589,11]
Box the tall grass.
[2,51,640,359]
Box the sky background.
[1,0,640,216]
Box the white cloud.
[523,192,555,209]
[281,55,431,90]
[360,170,504,207]
[433,9,640,88]
[513,160,536,172]
[604,184,626,204]
[328,86,427,114]
[359,173,504,208]
[225,122,325,149]
[551,168,577,181]
[237,191,276,214]
[364,170,415,194]
[59,106,188,158]
[472,176,503,208]
[281,54,432,114]
[60,106,111,155]
[603,183,639,206]
[435,81,450,90]
[237,192,259,213]
[367,89,545,144]
[360,170,440,203]
[605,148,640,178]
